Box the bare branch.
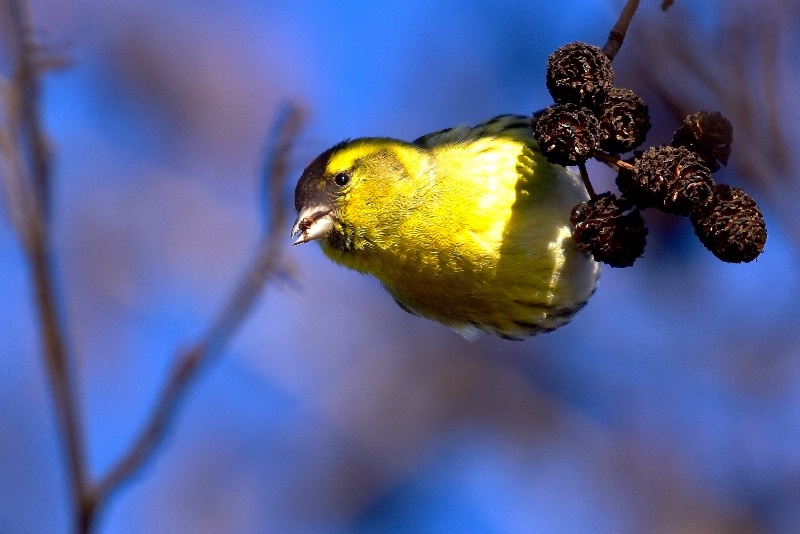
[2,3,306,528]
[90,103,306,524]
[3,0,51,214]
[0,0,90,531]
[603,0,642,60]
[29,224,94,533]
[0,111,39,249]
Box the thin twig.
[89,103,306,528]
[594,150,634,172]
[577,162,597,199]
[0,116,39,249]
[6,0,51,214]
[30,224,93,533]
[603,0,642,60]
[1,1,90,531]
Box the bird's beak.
[291,206,334,245]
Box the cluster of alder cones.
[532,42,767,267]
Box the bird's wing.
[413,114,532,148]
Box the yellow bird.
[292,115,600,340]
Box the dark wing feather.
[413,114,532,148]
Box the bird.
[292,114,600,340]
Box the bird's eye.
[333,172,351,186]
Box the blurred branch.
[2,0,305,529]
[263,104,303,231]
[89,103,306,528]
[632,1,799,247]
[603,0,642,60]
[0,1,90,532]
[1,0,51,213]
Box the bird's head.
[291,138,428,251]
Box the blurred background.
[1,0,799,532]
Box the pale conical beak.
[291,206,334,245]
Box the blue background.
[2,0,799,532]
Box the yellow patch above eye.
[327,141,393,175]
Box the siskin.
[292,115,600,340]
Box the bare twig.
[0,1,90,531]
[0,113,39,249]
[4,0,51,214]
[603,0,642,60]
[594,150,635,172]
[89,103,306,529]
[577,162,597,199]
[30,224,93,533]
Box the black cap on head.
[294,142,347,212]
